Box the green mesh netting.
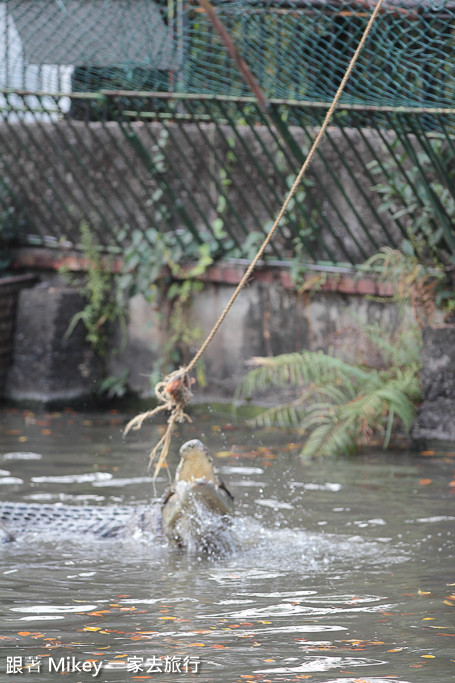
[0,0,454,108]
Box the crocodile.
[0,439,234,555]
[160,439,235,555]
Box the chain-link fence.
[0,0,454,267]
[2,0,454,107]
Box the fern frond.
[237,350,372,399]
[301,409,360,458]
[253,401,307,429]
[237,312,423,458]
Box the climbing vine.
[61,221,126,358]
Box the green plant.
[263,153,320,272]
[119,227,215,389]
[63,222,126,357]
[368,137,455,272]
[364,246,445,329]
[236,324,422,458]
[98,369,130,399]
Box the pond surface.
[0,405,454,683]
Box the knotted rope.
[124,0,385,477]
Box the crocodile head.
[161,439,234,553]
[175,439,220,485]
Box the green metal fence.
[1,91,454,267]
[0,0,454,268]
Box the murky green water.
[0,406,454,683]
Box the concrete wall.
[108,278,401,400]
[6,262,455,447]
[412,326,455,445]
[4,262,401,404]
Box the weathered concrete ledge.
[11,246,394,296]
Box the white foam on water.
[256,655,386,673]
[11,604,98,613]
[2,452,42,460]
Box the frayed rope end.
[123,368,194,478]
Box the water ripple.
[256,655,386,674]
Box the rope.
[187,0,384,373]
[125,0,385,476]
